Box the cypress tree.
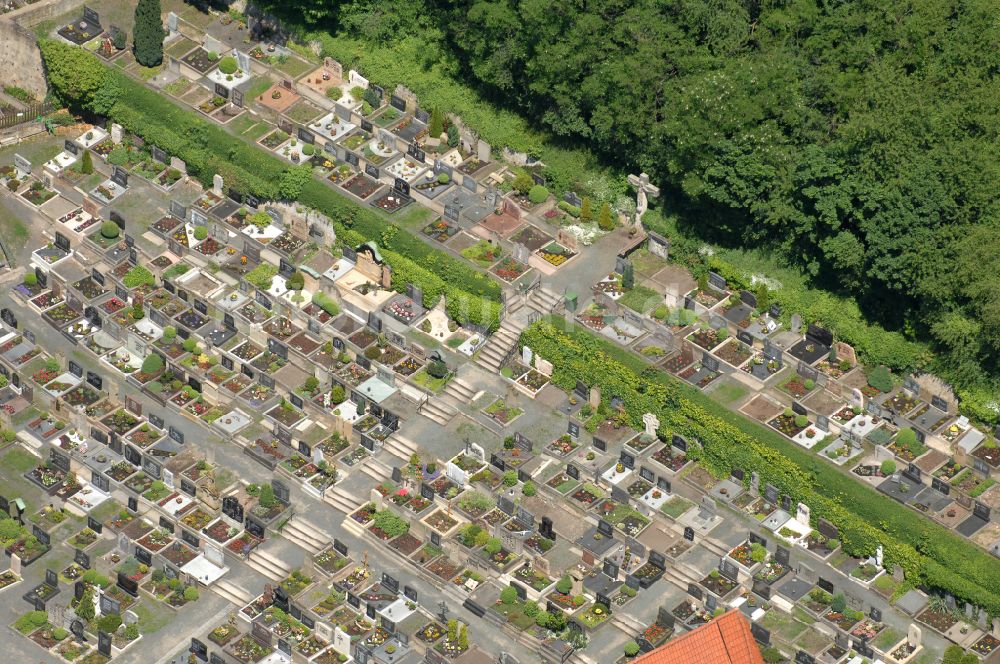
[133,0,165,67]
[80,149,93,174]
[598,202,615,231]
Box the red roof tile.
[633,609,765,664]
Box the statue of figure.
[626,172,661,233]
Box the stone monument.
[627,172,660,233]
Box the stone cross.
[627,172,660,232]
[875,545,883,568]
[642,413,660,437]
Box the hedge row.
[521,319,1000,615]
[39,40,501,331]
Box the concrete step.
[325,485,363,514]
[359,460,391,482]
[247,549,291,582]
[419,399,456,426]
[339,514,367,538]
[211,579,253,607]
[383,433,418,460]
[281,517,328,556]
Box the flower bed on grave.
[687,327,723,351]
[824,607,863,631]
[226,531,262,556]
[699,570,737,596]
[916,605,958,633]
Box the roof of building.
[633,610,765,664]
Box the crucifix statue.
[627,172,660,233]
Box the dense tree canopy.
[252,0,1000,386]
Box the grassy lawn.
[275,56,314,79]
[286,101,323,124]
[411,367,451,393]
[2,447,39,474]
[660,496,691,519]
[794,628,829,653]
[710,379,749,406]
[133,600,174,634]
[0,206,29,264]
[760,609,808,641]
[165,37,197,59]
[619,285,659,313]
[163,77,193,97]
[245,76,273,101]
[495,601,536,631]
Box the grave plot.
[58,12,102,44]
[342,173,383,200]
[371,189,412,213]
[181,47,220,75]
[411,170,454,199]
[21,181,57,207]
[491,257,529,283]
[510,224,553,252]
[371,105,402,128]
[686,286,726,309]
[537,240,578,269]
[393,115,428,143]
[299,64,343,97]
[256,83,300,113]
[309,112,355,143]
[363,135,397,165]
[90,179,127,205]
[460,240,506,269]
[385,155,428,182]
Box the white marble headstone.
[213,174,223,196]
[796,502,810,527]
[642,413,660,437]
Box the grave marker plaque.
[974,501,991,521]
[707,271,727,291]
[817,577,834,593]
[116,572,139,597]
[683,526,694,542]
[672,434,687,452]
[87,516,103,534]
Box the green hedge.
[521,318,1000,615]
[40,39,501,331]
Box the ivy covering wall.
[521,319,1000,615]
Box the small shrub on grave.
[528,185,548,204]
[141,353,163,375]
[512,172,533,195]
[868,366,893,393]
[218,56,238,75]
[193,226,209,241]
[101,221,120,239]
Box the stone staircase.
[359,456,394,483]
[247,548,292,582]
[475,318,525,373]
[382,432,418,461]
[324,484,364,514]
[528,286,562,316]
[418,397,458,426]
[280,516,328,556]
[661,560,703,591]
[610,612,645,635]
[211,578,253,607]
[440,375,478,409]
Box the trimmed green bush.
[193,226,209,241]
[140,353,163,375]
[101,221,120,239]
[528,184,548,204]
[868,366,893,393]
[218,56,238,75]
